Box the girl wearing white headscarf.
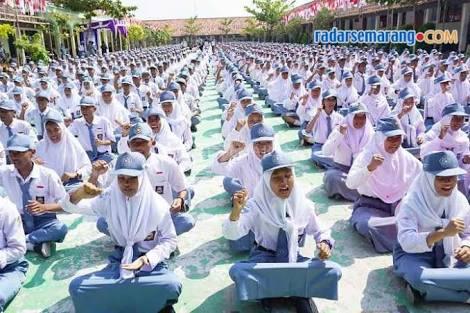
[392,88,425,148]
[322,103,374,201]
[346,117,422,253]
[57,83,82,122]
[64,152,181,313]
[160,97,193,152]
[36,111,91,188]
[394,151,470,303]
[223,151,341,309]
[336,72,359,109]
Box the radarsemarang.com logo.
[313,27,458,46]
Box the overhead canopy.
[88,18,128,36]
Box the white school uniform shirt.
[62,187,177,271]
[452,78,470,105]
[346,144,421,200]
[353,72,367,95]
[134,84,152,109]
[360,93,391,126]
[268,77,291,103]
[26,107,50,138]
[116,91,142,116]
[96,99,130,131]
[307,111,343,144]
[427,91,455,122]
[223,198,332,251]
[69,115,115,154]
[336,84,359,108]
[144,153,187,205]
[0,197,26,270]
[296,95,322,125]
[0,164,66,214]
[0,119,36,148]
[57,94,82,120]
[417,76,436,98]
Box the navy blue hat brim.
[6,146,30,152]
[266,163,294,172]
[429,167,467,177]
[381,129,405,137]
[112,168,144,177]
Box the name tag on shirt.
[36,196,45,204]
[155,186,164,194]
[144,231,156,241]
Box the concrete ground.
[6,76,469,313]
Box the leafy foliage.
[15,34,50,63]
[0,24,15,39]
[311,7,335,30]
[51,0,137,19]
[245,0,295,39]
[218,18,234,36]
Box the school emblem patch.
[439,155,451,168]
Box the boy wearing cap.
[91,123,195,236]
[0,99,37,150]
[0,134,68,258]
[132,73,153,110]
[26,91,52,140]
[116,78,143,117]
[69,97,115,163]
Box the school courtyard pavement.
[6,75,469,313]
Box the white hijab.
[153,117,184,147]
[394,97,424,147]
[107,172,166,279]
[337,79,359,108]
[361,132,417,203]
[344,112,374,158]
[36,122,90,177]
[399,172,470,266]
[251,167,311,262]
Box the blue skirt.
[393,244,470,303]
[323,163,359,202]
[350,195,398,253]
[69,246,182,313]
[229,246,341,301]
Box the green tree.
[218,18,234,41]
[0,24,15,40]
[128,24,145,48]
[311,7,335,30]
[245,0,295,41]
[184,16,201,45]
[243,17,264,41]
[51,0,137,20]
[15,33,50,63]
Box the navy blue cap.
[11,87,23,95]
[401,67,413,76]
[291,74,302,84]
[244,104,263,117]
[6,134,34,152]
[280,66,289,73]
[237,89,253,101]
[13,76,23,83]
[434,75,452,84]
[160,91,176,103]
[367,75,381,86]
[307,80,321,90]
[44,109,64,124]
[322,89,337,99]
[167,82,180,91]
[251,123,274,142]
[144,106,165,120]
[375,64,385,72]
[341,71,353,80]
[121,77,134,86]
[376,117,405,137]
[348,102,368,115]
[0,99,17,111]
[80,96,97,107]
[399,87,416,100]
[261,150,294,172]
[423,151,466,176]
[453,65,468,75]
[100,84,115,93]
[112,151,146,177]
[441,103,468,117]
[35,90,50,100]
[128,122,153,142]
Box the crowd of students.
[0,40,469,313]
